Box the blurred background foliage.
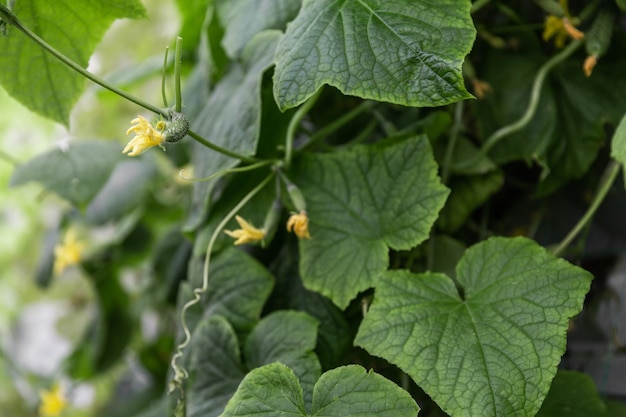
[0,0,179,415]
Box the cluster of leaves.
[3,0,626,417]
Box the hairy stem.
[285,90,322,170]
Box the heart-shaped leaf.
[220,363,419,417]
[292,136,449,308]
[355,236,592,417]
[273,0,475,110]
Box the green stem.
[285,90,322,170]
[300,100,376,151]
[170,172,274,392]
[174,36,183,112]
[452,40,582,171]
[186,129,258,163]
[441,101,464,184]
[161,46,170,108]
[552,160,621,257]
[179,160,275,182]
[0,4,167,117]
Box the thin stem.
[0,4,167,117]
[285,90,322,170]
[186,129,258,163]
[170,172,275,391]
[552,160,621,257]
[161,46,170,108]
[174,36,183,112]
[441,101,464,184]
[300,100,376,151]
[179,160,275,182]
[453,40,582,171]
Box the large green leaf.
[476,35,626,196]
[292,136,449,308]
[221,363,419,417]
[273,0,475,110]
[355,236,592,417]
[0,0,146,125]
[216,0,301,58]
[188,247,275,334]
[10,140,124,206]
[536,370,607,417]
[187,311,320,417]
[184,30,281,232]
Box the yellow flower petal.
[53,230,85,275]
[224,215,266,245]
[39,383,67,417]
[583,55,597,77]
[286,211,311,239]
[123,115,166,157]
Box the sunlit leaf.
[273,0,475,110]
[356,237,592,417]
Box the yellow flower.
[123,115,166,156]
[39,383,67,417]
[53,229,85,275]
[542,0,584,48]
[224,215,266,245]
[286,211,311,239]
[583,55,597,77]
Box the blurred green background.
[0,1,179,415]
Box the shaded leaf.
[292,136,449,308]
[10,140,124,206]
[273,0,475,110]
[184,30,281,232]
[0,0,146,125]
[85,157,157,224]
[356,236,592,417]
[437,169,504,233]
[187,311,320,417]
[216,0,301,58]
[536,370,607,417]
[476,35,626,195]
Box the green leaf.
[292,136,449,308]
[10,140,124,206]
[221,363,419,417]
[184,30,281,232]
[85,157,157,224]
[216,0,301,58]
[476,35,626,195]
[187,311,320,417]
[437,169,504,233]
[189,248,275,334]
[0,0,146,125]
[273,0,475,110]
[355,236,592,417]
[536,370,607,417]
[244,311,321,409]
[610,112,626,184]
[187,316,246,417]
